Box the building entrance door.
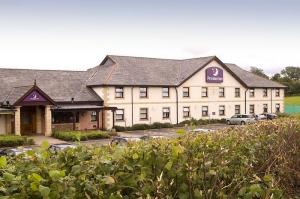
[21,107,36,135]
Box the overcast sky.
[0,0,299,75]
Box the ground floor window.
[219,105,225,116]
[249,104,255,114]
[275,104,280,112]
[91,111,97,122]
[235,105,240,114]
[52,112,79,124]
[162,107,170,119]
[140,108,148,120]
[263,104,268,113]
[116,109,124,121]
[202,106,208,117]
[183,107,190,118]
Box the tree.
[271,73,281,81]
[250,67,269,79]
[281,66,300,81]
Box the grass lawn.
[284,96,300,105]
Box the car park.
[49,143,77,153]
[0,147,33,156]
[255,114,267,120]
[191,128,215,133]
[226,114,256,125]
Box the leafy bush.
[0,135,34,147]
[52,130,110,141]
[1,119,299,198]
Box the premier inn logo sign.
[206,67,224,83]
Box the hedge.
[0,135,34,147]
[0,118,299,198]
[115,119,226,132]
[52,130,111,141]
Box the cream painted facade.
[93,60,285,129]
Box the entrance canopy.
[52,105,117,112]
[0,108,15,115]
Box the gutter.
[175,87,179,124]
[244,89,248,114]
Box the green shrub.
[0,119,299,198]
[52,131,110,141]
[0,135,34,147]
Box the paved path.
[29,135,67,146]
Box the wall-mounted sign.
[23,90,47,102]
[206,67,223,83]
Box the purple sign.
[206,67,223,83]
[23,90,47,102]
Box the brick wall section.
[14,106,21,135]
[45,105,52,136]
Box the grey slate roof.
[0,69,102,104]
[87,55,286,88]
[225,63,286,88]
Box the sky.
[0,0,299,75]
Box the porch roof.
[0,108,15,115]
[52,105,117,112]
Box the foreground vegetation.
[0,135,34,147]
[52,130,112,141]
[0,118,299,198]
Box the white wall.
[92,60,285,129]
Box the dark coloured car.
[49,143,77,153]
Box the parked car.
[264,113,278,120]
[110,136,141,146]
[191,128,215,133]
[0,147,33,156]
[226,114,256,125]
[49,143,77,153]
[255,114,267,120]
[140,135,166,140]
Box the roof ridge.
[0,67,87,72]
[108,54,215,61]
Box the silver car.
[226,114,256,125]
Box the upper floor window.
[219,105,225,116]
[249,89,255,97]
[115,87,124,98]
[235,105,241,114]
[162,107,170,119]
[249,104,255,114]
[275,89,280,97]
[263,104,268,113]
[115,109,124,121]
[235,88,240,98]
[183,107,190,118]
[219,87,225,97]
[183,87,190,98]
[140,108,148,120]
[140,87,148,98]
[202,87,208,97]
[263,88,268,97]
[162,87,170,98]
[91,111,97,122]
[202,106,208,116]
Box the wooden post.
[72,111,76,131]
[96,110,100,130]
[101,109,104,130]
[112,110,115,129]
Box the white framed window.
[115,109,124,121]
[275,89,280,97]
[162,107,170,119]
[263,104,268,113]
[249,89,255,97]
[91,111,97,122]
[183,87,190,98]
[162,87,170,98]
[219,87,225,97]
[140,87,148,98]
[275,103,280,112]
[249,104,255,114]
[183,107,190,118]
[235,105,241,114]
[115,87,124,98]
[202,87,208,97]
[235,88,240,98]
[263,88,268,97]
[219,105,225,116]
[140,108,148,120]
[202,106,208,116]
